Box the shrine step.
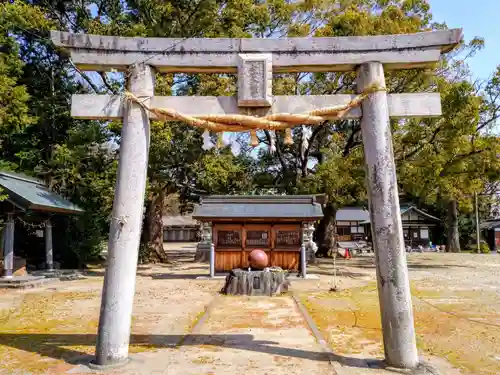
[0,276,57,289]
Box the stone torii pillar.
[96,63,154,367]
[357,62,416,367]
[51,29,462,369]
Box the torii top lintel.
[50,29,462,73]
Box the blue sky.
[428,0,499,80]
[86,1,498,81]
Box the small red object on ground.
[248,249,269,269]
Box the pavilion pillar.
[95,63,154,367]
[357,62,419,369]
[45,219,54,271]
[3,213,14,278]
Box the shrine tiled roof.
[192,195,323,220]
[0,171,83,214]
[336,207,370,222]
[360,205,440,224]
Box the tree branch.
[99,72,118,94]
[68,60,101,93]
[343,126,361,157]
[264,130,288,172]
[439,149,490,177]
[301,124,324,177]
[402,125,443,161]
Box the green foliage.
[0,0,498,263]
[0,1,46,138]
[465,242,491,254]
[480,242,491,254]
[193,150,254,195]
[299,133,367,207]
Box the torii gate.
[51,29,461,369]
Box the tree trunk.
[446,199,461,253]
[315,203,337,257]
[141,189,169,263]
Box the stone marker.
[221,268,289,296]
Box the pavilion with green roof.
[0,171,83,278]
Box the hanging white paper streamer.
[230,140,241,156]
[301,126,312,159]
[269,131,277,154]
[202,130,214,150]
[222,132,231,146]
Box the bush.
[480,242,491,254]
[465,242,491,254]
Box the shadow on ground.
[0,333,381,370]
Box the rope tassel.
[284,128,293,145]
[216,132,224,148]
[250,130,259,147]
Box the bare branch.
[264,130,288,172]
[99,72,118,94]
[343,126,361,157]
[68,59,101,93]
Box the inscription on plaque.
[218,230,242,247]
[276,230,300,247]
[247,61,264,99]
[237,53,272,107]
[246,230,269,247]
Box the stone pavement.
[68,295,333,375]
[67,293,459,375]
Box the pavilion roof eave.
[360,206,441,224]
[193,216,323,222]
[401,206,441,222]
[0,171,84,215]
[192,195,324,221]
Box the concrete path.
[69,295,333,375]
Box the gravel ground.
[301,252,500,375]
[1,245,498,375]
[0,243,221,374]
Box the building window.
[351,226,364,234]
[337,226,351,236]
[420,228,429,239]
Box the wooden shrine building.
[481,220,500,251]
[162,215,199,242]
[361,205,441,247]
[193,195,323,272]
[0,171,83,277]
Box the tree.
[250,0,445,255]
[299,133,367,256]
[0,1,45,160]
[396,68,500,252]
[0,1,118,266]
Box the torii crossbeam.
[51,29,462,369]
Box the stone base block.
[221,268,289,296]
[0,256,27,277]
[0,276,56,289]
[194,243,210,263]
